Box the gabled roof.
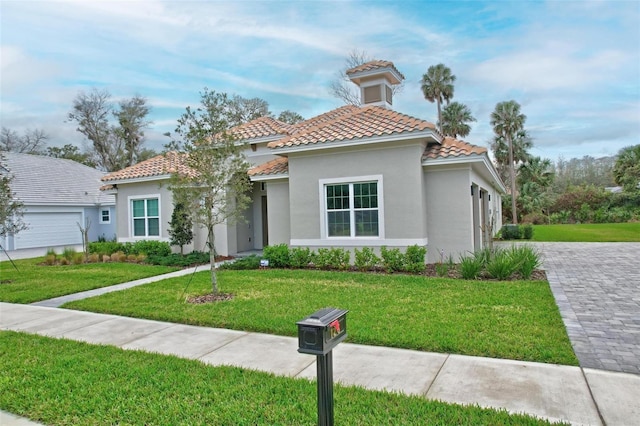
[267,105,439,149]
[101,151,195,183]
[1,152,114,206]
[230,116,296,141]
[422,137,487,160]
[248,157,288,178]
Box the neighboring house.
[1,152,116,251]
[102,60,505,262]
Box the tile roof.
[2,152,114,206]
[422,137,487,161]
[267,105,438,149]
[230,116,296,140]
[248,157,288,177]
[346,60,406,81]
[101,151,196,182]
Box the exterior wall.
[84,206,117,242]
[470,168,503,235]
[251,181,268,249]
[424,165,474,263]
[245,142,279,167]
[287,142,428,248]
[266,179,290,245]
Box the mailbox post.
[297,308,348,426]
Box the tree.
[440,102,476,138]
[227,95,272,127]
[0,153,28,241]
[277,110,305,125]
[490,130,533,188]
[46,144,97,168]
[421,64,456,130]
[517,156,555,220]
[67,88,152,171]
[329,49,404,106]
[490,100,527,224]
[168,89,252,296]
[168,200,193,255]
[1,127,49,154]
[613,144,640,193]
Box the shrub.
[102,254,110,263]
[128,240,171,257]
[127,254,138,262]
[72,253,84,265]
[314,248,332,269]
[354,247,379,271]
[485,248,519,280]
[117,252,127,262]
[290,247,314,269]
[509,245,541,279]
[263,244,290,268]
[327,248,350,270]
[380,246,404,273]
[220,255,261,270]
[575,203,592,223]
[46,248,57,259]
[62,247,77,261]
[146,251,209,267]
[44,254,57,266]
[473,247,494,267]
[59,258,70,266]
[549,210,571,224]
[522,212,547,225]
[459,254,483,280]
[500,224,521,240]
[404,245,427,273]
[522,224,533,240]
[110,252,122,262]
[435,263,449,277]
[137,254,147,263]
[89,241,126,256]
[88,253,100,263]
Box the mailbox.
[297,307,348,355]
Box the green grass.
[0,331,565,425]
[0,258,178,303]
[532,223,640,242]
[65,269,577,365]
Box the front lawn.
[65,269,577,365]
[532,223,640,242]
[0,258,178,303]
[0,332,565,425]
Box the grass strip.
[0,331,566,425]
[0,258,178,303]
[65,269,577,365]
[532,223,640,242]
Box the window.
[100,209,110,224]
[326,181,379,237]
[131,198,159,237]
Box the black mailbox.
[297,307,348,355]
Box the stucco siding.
[470,167,503,234]
[266,180,290,245]
[113,181,173,243]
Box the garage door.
[14,212,83,249]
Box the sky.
[1,0,639,162]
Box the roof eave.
[249,173,289,182]
[422,153,507,194]
[102,174,172,185]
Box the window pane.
[328,211,350,236]
[148,218,160,236]
[355,210,379,236]
[133,218,146,236]
[326,184,349,210]
[101,210,109,221]
[147,199,159,216]
[132,200,144,218]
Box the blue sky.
[1,0,639,161]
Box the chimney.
[346,60,405,109]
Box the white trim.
[99,208,111,224]
[127,194,161,239]
[249,173,289,182]
[318,175,385,240]
[119,237,171,243]
[423,154,506,194]
[248,134,289,145]
[290,238,428,247]
[271,130,440,154]
[104,174,171,186]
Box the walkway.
[534,242,640,375]
[2,302,639,426]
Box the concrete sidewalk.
[2,303,639,425]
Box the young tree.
[613,144,640,193]
[1,127,49,154]
[490,100,527,224]
[168,89,252,295]
[277,110,305,125]
[168,200,193,255]
[0,153,28,241]
[440,102,476,138]
[421,64,456,130]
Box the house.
[102,60,505,262]
[1,152,116,251]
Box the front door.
[261,196,269,247]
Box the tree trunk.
[437,100,442,132]
[208,224,218,295]
[508,135,518,224]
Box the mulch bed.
[187,293,234,304]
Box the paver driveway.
[534,242,640,375]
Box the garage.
[13,212,84,249]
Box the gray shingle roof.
[1,152,115,206]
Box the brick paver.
[534,242,640,375]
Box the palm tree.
[421,64,455,130]
[490,100,526,224]
[613,144,640,192]
[441,102,476,138]
[490,130,533,187]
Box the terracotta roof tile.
[248,157,288,177]
[101,151,196,182]
[268,105,437,149]
[346,60,406,81]
[230,116,296,140]
[422,137,487,161]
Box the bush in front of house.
[354,247,380,271]
[500,224,533,240]
[146,251,209,267]
[89,240,171,257]
[262,244,291,268]
[457,245,542,280]
[219,254,261,270]
[404,245,427,273]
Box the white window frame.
[128,194,161,239]
[319,175,384,241]
[99,208,111,224]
